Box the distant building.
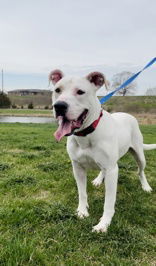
[8,89,51,96]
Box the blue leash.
[100,57,156,104]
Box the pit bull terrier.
[49,69,156,233]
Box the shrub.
[28,102,34,109]
[0,92,11,108]
[12,104,17,109]
[106,106,113,113]
[44,105,49,109]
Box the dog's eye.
[77,90,85,95]
[55,88,61,93]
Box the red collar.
[74,110,103,137]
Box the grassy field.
[1,96,156,123]
[0,109,52,117]
[8,93,52,109]
[0,123,156,265]
[6,95,156,113]
[102,96,156,113]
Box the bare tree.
[110,71,137,96]
[146,87,156,95]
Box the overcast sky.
[0,0,155,93]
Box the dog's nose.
[53,101,68,116]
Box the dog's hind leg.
[92,170,105,187]
[72,161,89,218]
[130,147,152,192]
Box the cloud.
[0,0,155,90]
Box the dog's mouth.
[54,109,88,141]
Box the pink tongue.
[54,117,73,141]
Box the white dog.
[49,70,156,233]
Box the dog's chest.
[69,138,99,169]
[76,149,99,169]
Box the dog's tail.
[143,144,156,150]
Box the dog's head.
[49,70,108,141]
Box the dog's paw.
[77,208,89,219]
[92,176,103,187]
[142,184,152,193]
[92,222,108,233]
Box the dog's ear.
[86,72,109,90]
[49,69,64,85]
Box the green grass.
[101,96,156,113]
[0,123,155,265]
[0,109,52,116]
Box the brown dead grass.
[4,149,24,153]
[132,113,156,125]
[33,190,51,201]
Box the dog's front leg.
[72,161,89,218]
[92,164,118,233]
